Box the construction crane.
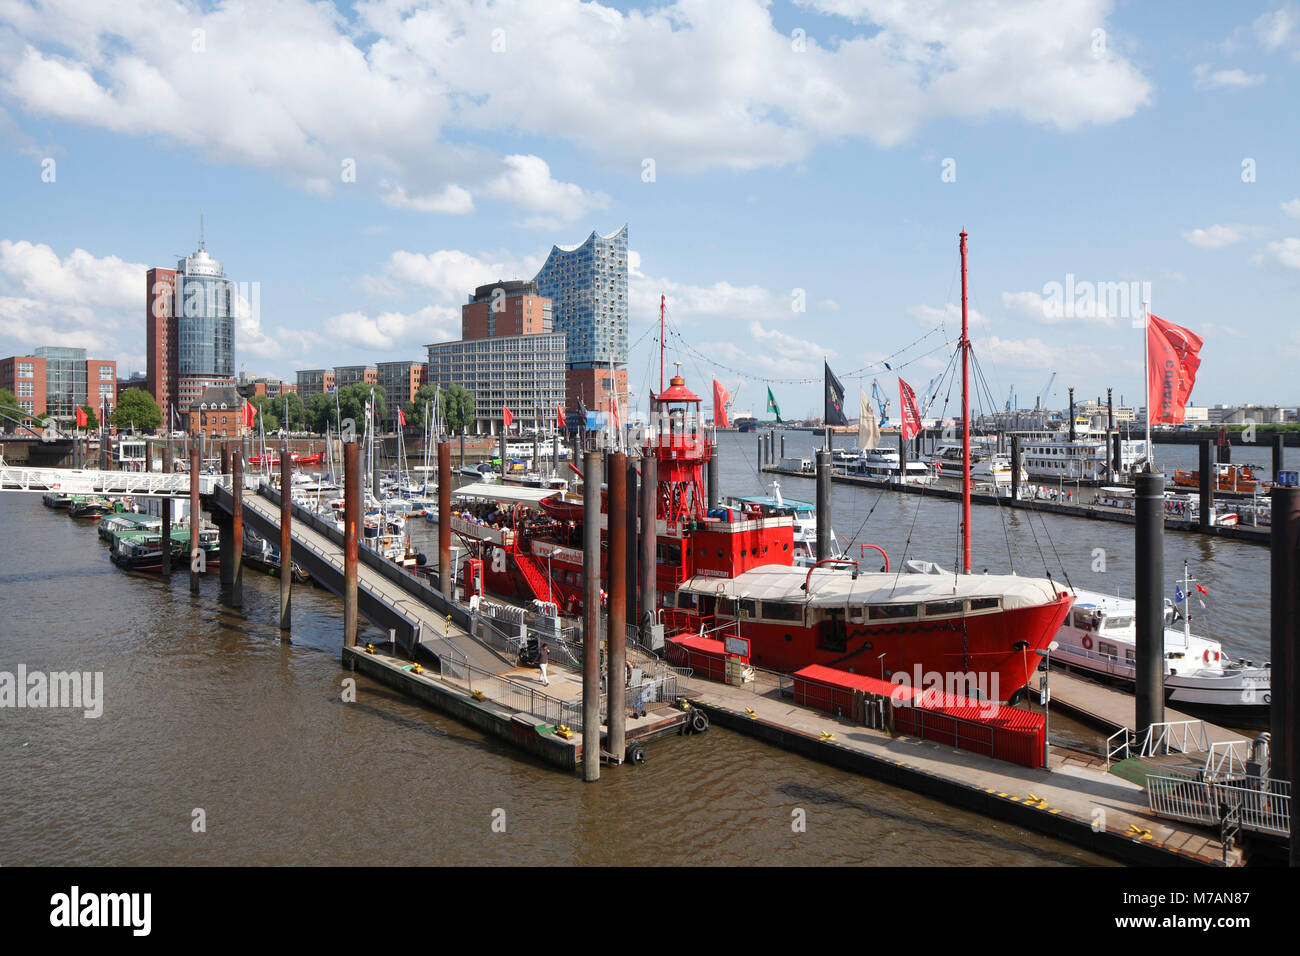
[1005,385,1015,411]
[1036,371,1057,410]
[919,374,944,416]
[870,379,892,427]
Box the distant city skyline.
[2,1,1298,415]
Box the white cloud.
[1282,199,1300,219]
[1255,238,1300,270]
[1255,6,1300,54]
[1181,224,1255,249]
[374,249,544,301]
[0,239,142,307]
[981,335,1083,369]
[0,0,1153,208]
[1192,64,1265,89]
[700,320,834,377]
[1001,288,1116,326]
[908,302,988,330]
[323,305,459,352]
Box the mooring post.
[372,438,381,502]
[438,441,452,600]
[1112,432,1122,478]
[582,450,603,782]
[815,448,831,560]
[780,433,786,460]
[1011,436,1021,501]
[625,457,639,631]
[898,431,908,485]
[639,452,657,643]
[189,433,201,594]
[1199,439,1214,531]
[161,439,173,577]
[757,434,763,469]
[459,431,465,471]
[1220,436,1232,464]
[343,440,360,649]
[218,443,234,588]
[533,432,540,475]
[608,451,628,763]
[145,441,153,475]
[1273,433,1286,484]
[552,433,560,477]
[280,443,292,633]
[231,447,243,608]
[1269,487,1300,787]
[499,430,507,481]
[1134,469,1166,740]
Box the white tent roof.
[452,482,562,504]
[680,564,1062,610]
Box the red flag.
[398,407,406,427]
[242,400,257,428]
[1147,314,1203,424]
[898,377,921,441]
[609,395,620,432]
[75,406,87,428]
[556,403,566,428]
[1195,583,1208,595]
[503,407,513,431]
[712,379,731,428]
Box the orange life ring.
[1203,649,1220,664]
[1081,635,1093,650]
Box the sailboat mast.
[960,230,971,575]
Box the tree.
[335,383,386,435]
[0,387,19,418]
[306,392,335,434]
[248,394,281,433]
[441,384,474,435]
[112,388,162,433]
[406,384,440,430]
[79,404,99,430]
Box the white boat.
[1020,432,1148,482]
[1052,570,1269,714]
[843,448,934,485]
[723,481,839,566]
[924,444,1026,485]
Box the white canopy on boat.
[680,563,1062,610]
[452,482,562,504]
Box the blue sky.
[1,0,1297,420]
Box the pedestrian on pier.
[538,642,550,686]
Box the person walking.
[538,642,550,686]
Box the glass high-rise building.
[533,225,628,369]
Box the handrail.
[1106,727,1132,768]
[803,557,859,592]
[858,543,889,572]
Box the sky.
[1,0,1297,422]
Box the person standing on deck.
[538,642,550,686]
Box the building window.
[98,366,114,381]
[16,381,34,397]
[17,362,34,378]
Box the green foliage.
[406,384,440,430]
[112,388,162,433]
[0,387,19,417]
[306,392,335,434]
[441,384,474,435]
[335,383,386,434]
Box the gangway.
[0,464,220,497]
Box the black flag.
[824,362,847,426]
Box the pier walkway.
[0,464,217,497]
[689,670,1242,865]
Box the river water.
[2,432,1277,866]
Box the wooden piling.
[608,451,628,763]
[343,441,360,649]
[438,441,452,599]
[1134,470,1165,737]
[582,450,602,782]
[231,447,243,608]
[280,443,292,633]
[189,433,200,594]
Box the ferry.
[1020,433,1148,483]
[1053,572,1270,716]
[109,527,220,573]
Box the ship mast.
[659,293,666,394]
[960,230,971,574]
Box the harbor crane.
[1036,371,1057,410]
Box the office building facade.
[376,361,427,427]
[426,333,566,435]
[295,369,335,400]
[3,349,116,425]
[334,365,377,389]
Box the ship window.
[969,597,999,612]
[738,599,756,619]
[925,600,963,617]
[1103,615,1131,630]
[1098,641,1118,658]
[1072,609,1095,630]
[1124,648,1135,663]
[762,602,801,622]
[716,597,734,616]
[869,604,916,620]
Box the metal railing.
[438,654,587,731]
[1106,728,1133,767]
[1147,769,1291,837]
[1204,739,1250,779]
[1138,719,1210,757]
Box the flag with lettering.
[898,377,921,441]
[1146,314,1204,424]
[713,379,731,428]
[824,362,847,426]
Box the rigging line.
[838,482,893,557]
[888,481,928,598]
[967,348,1022,575]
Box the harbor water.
[2,432,1278,866]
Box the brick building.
[376,360,427,428]
[187,385,249,439]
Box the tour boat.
[109,527,220,573]
[1053,572,1269,715]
